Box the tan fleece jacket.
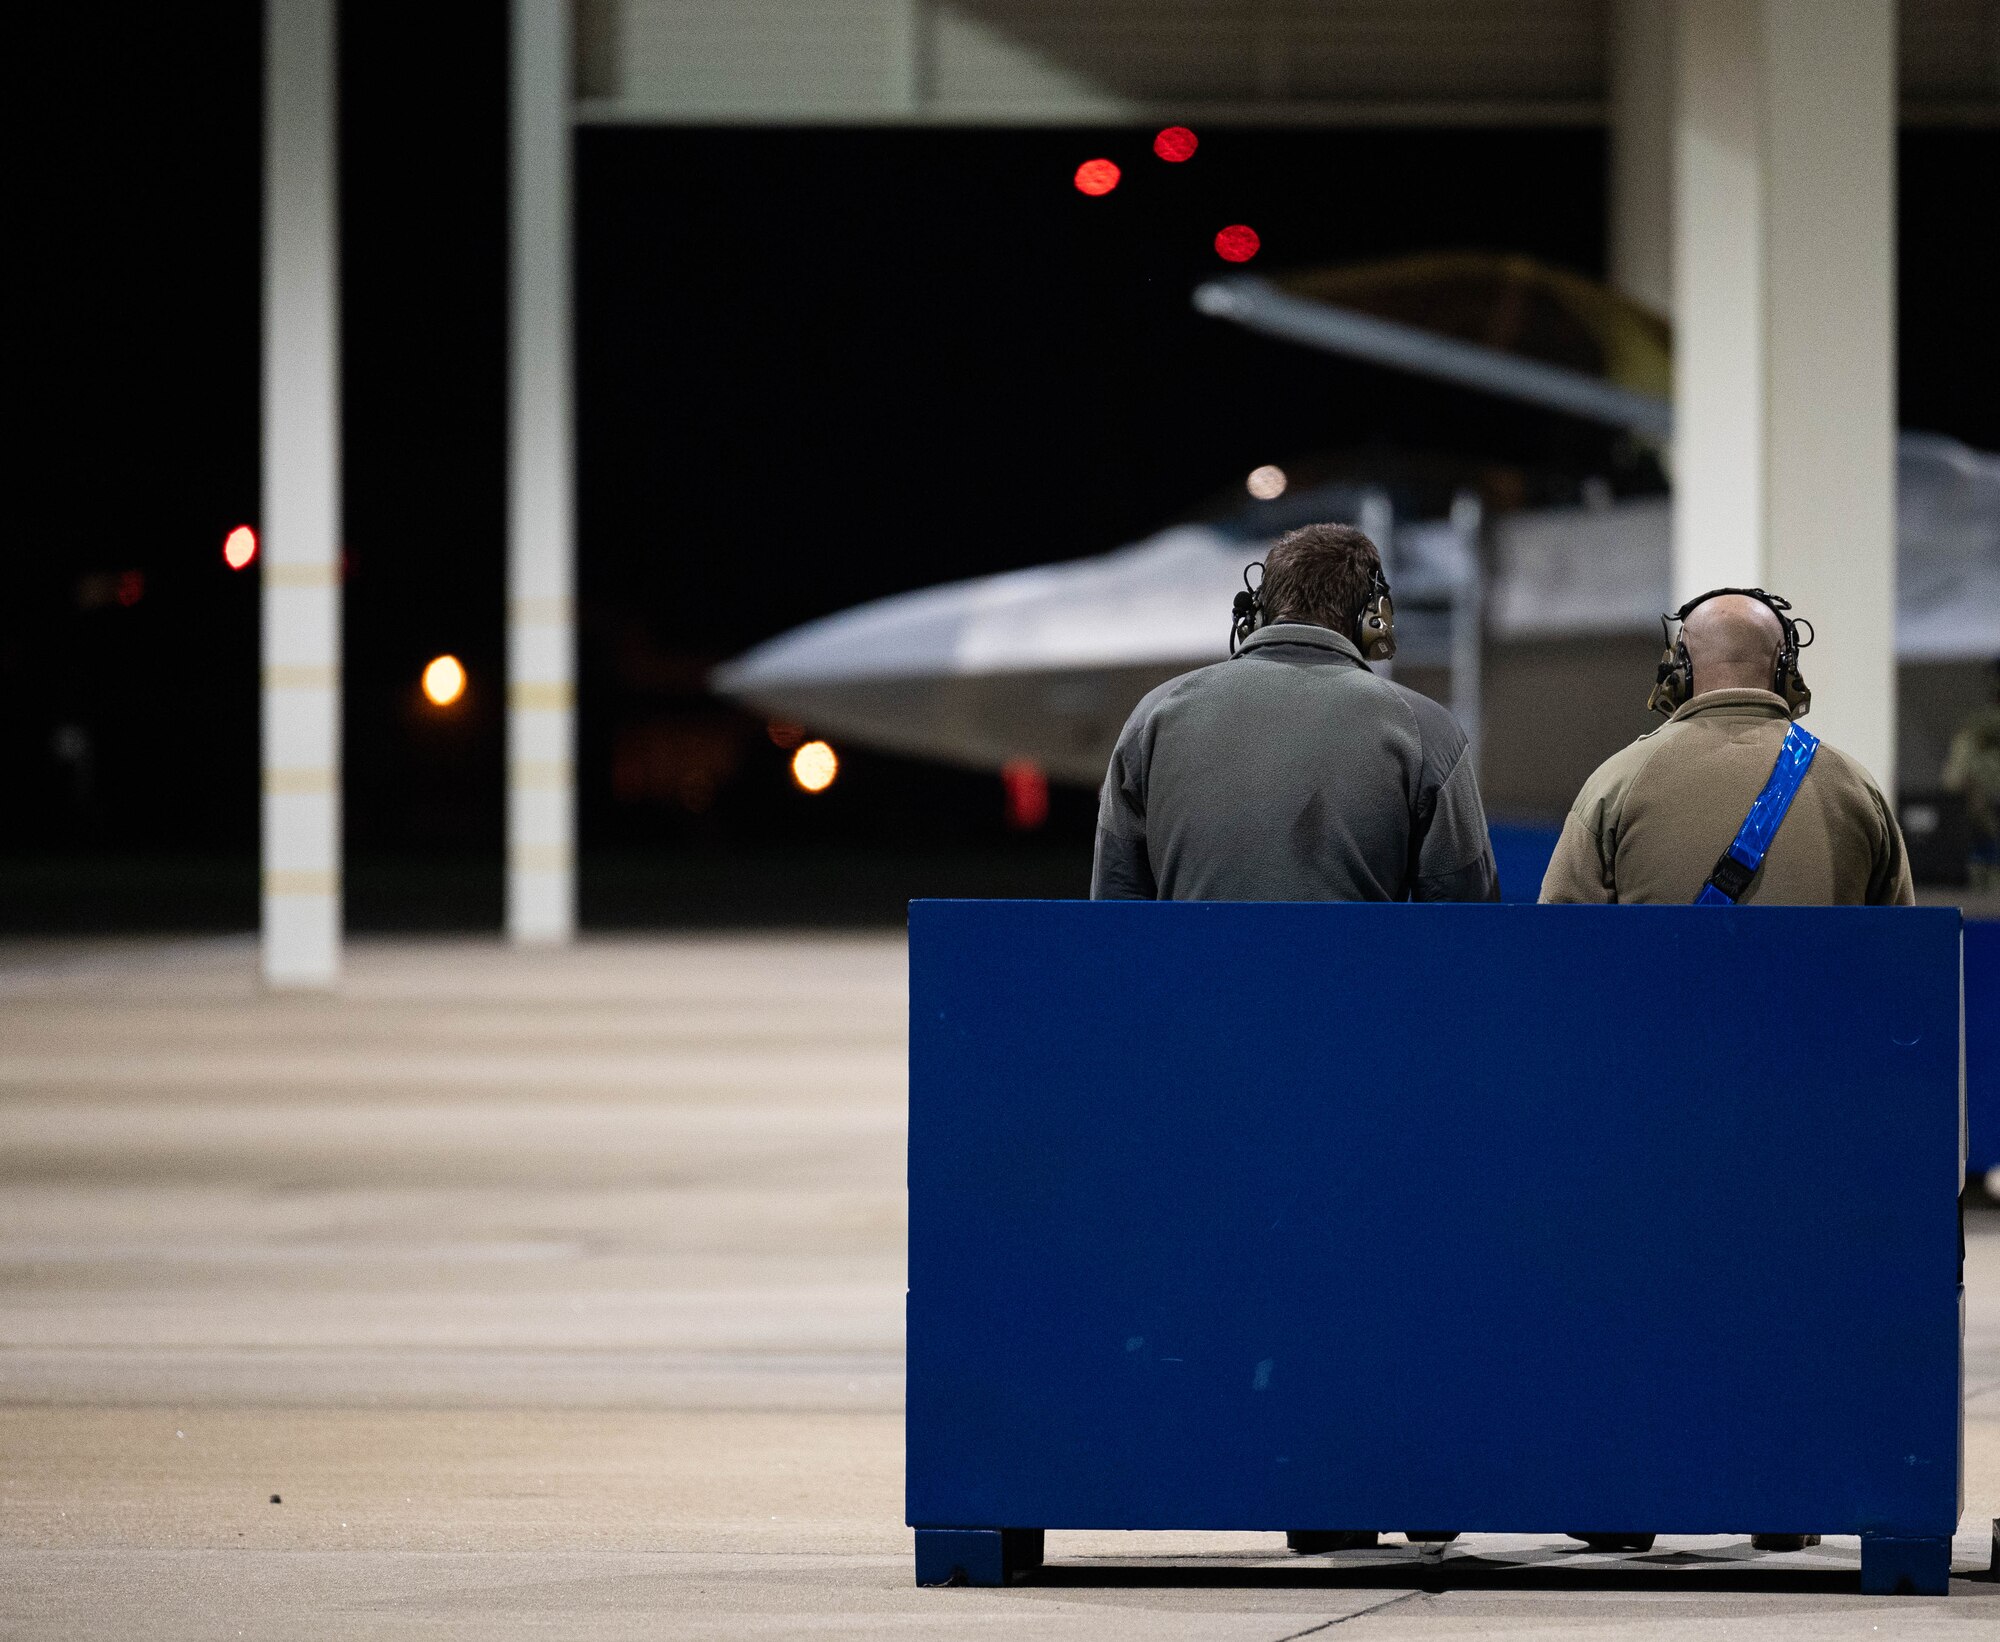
[1539,689,1913,906]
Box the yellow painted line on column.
[264,767,335,793]
[509,681,574,710]
[263,870,339,896]
[264,562,340,587]
[509,595,574,622]
[263,664,338,689]
[509,760,573,789]
[509,844,573,872]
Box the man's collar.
[1669,687,1794,723]
[1236,622,1366,664]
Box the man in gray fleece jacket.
[1092,522,1499,903]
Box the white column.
[1672,0,1896,791]
[262,0,341,988]
[1609,0,1673,316]
[1674,0,1765,602]
[508,0,577,944]
[1763,0,1896,793]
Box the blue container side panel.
[1967,920,2000,1174]
[1489,823,1562,904]
[906,902,1962,1538]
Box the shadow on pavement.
[1025,1552,1973,1596]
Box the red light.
[1153,126,1198,163]
[1214,224,1261,263]
[1002,760,1049,831]
[115,571,145,607]
[223,525,258,570]
[1073,158,1121,196]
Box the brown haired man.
[1092,522,1499,902]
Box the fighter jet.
[713,255,2000,787]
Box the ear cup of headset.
[1358,592,1396,661]
[1774,613,1811,718]
[1776,659,1811,718]
[1647,637,1691,718]
[1357,568,1397,662]
[1229,564,1266,656]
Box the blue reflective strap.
[1694,723,1821,905]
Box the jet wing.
[712,515,1481,786]
[711,525,1255,785]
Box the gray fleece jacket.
[1091,622,1499,902]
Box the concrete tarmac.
[1,934,1994,1639]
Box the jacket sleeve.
[1090,725,1157,900]
[1538,813,1614,903]
[1863,774,1916,906]
[1411,744,1500,903]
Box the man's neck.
[1268,616,1356,645]
[1692,669,1776,695]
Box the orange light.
[1153,126,1198,163]
[421,654,467,707]
[223,525,258,570]
[1214,224,1260,263]
[791,739,838,793]
[1073,158,1121,196]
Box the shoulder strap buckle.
[1702,850,1759,904]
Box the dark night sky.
[7,6,1996,923]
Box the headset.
[1647,586,1813,719]
[1231,561,1398,662]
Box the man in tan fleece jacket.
[1540,593,1912,906]
[1540,591,1910,1557]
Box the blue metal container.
[907,902,1964,1594]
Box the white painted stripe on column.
[511,707,571,756]
[507,0,577,946]
[511,618,572,681]
[265,687,338,757]
[263,0,342,989]
[264,789,339,868]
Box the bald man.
[1540,591,1913,906]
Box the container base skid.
[1858,1534,1951,1596]
[914,1529,1957,1593]
[913,1528,1043,1586]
